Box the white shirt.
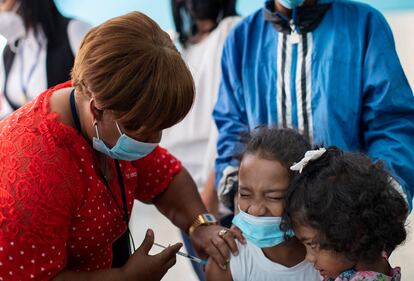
[0,19,92,119]
[229,240,323,281]
[161,16,241,190]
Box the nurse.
[0,11,240,281]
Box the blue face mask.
[93,122,158,161]
[232,209,294,248]
[278,0,305,9]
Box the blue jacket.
[213,0,414,209]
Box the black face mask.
[185,0,222,21]
[263,0,331,34]
[172,0,237,46]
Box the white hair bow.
[290,148,327,173]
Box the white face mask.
[0,1,25,52]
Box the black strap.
[2,16,74,111]
[68,90,131,267]
[69,90,82,133]
[2,45,20,110]
[111,162,132,268]
[115,159,130,224]
[46,16,74,88]
[263,1,331,34]
[111,231,132,268]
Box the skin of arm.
[205,257,233,281]
[152,167,208,232]
[152,167,244,268]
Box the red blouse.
[0,82,182,280]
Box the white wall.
[386,11,414,89]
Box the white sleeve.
[67,19,93,55]
[200,115,218,190]
[0,45,5,92]
[0,45,11,119]
[229,241,249,281]
[0,39,6,92]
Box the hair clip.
[290,148,327,173]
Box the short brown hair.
[72,12,194,133]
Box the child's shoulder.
[229,240,322,281]
[228,240,258,280]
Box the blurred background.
[55,0,414,29]
[1,0,414,88]
[2,0,411,85]
[1,1,413,280]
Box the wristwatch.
[188,213,218,235]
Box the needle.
[153,242,208,265]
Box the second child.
[282,147,408,281]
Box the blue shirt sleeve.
[361,9,414,209]
[213,26,249,190]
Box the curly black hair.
[221,127,311,210]
[239,126,311,174]
[281,147,408,264]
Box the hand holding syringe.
[153,242,207,265]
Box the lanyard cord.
[69,89,136,253]
[100,168,136,253]
[19,37,42,103]
[114,159,130,225]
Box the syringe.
[153,242,208,265]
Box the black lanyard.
[69,90,133,264]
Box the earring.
[93,120,100,139]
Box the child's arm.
[205,257,233,281]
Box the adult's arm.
[212,26,249,210]
[205,257,233,281]
[152,166,244,270]
[361,9,414,210]
[0,140,83,280]
[152,167,206,232]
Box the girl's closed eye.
[264,189,286,201]
[266,195,284,201]
[240,193,251,198]
[239,186,253,198]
